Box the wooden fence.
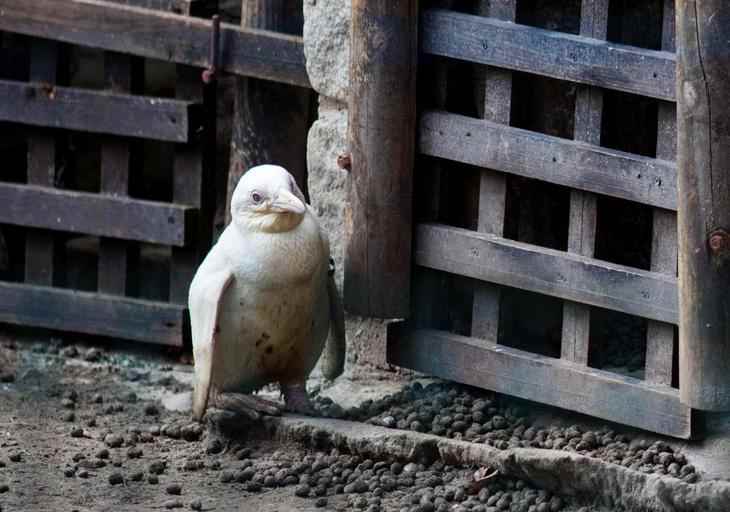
[0,0,309,347]
[365,0,701,438]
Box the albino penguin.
[188,164,345,421]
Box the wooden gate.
[0,0,309,347]
[381,0,695,438]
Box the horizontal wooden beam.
[415,223,678,324]
[387,324,693,438]
[420,111,677,210]
[0,0,310,88]
[0,80,200,142]
[0,281,184,345]
[0,183,195,247]
[422,8,675,101]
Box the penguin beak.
[270,188,306,215]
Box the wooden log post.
[677,0,730,410]
[224,0,311,225]
[345,0,418,318]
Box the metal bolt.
[337,153,352,171]
[709,229,730,254]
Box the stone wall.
[303,0,391,375]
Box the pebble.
[144,403,159,416]
[108,472,124,485]
[0,484,8,494]
[104,434,124,448]
[149,460,167,475]
[190,499,202,511]
[148,475,159,485]
[62,411,75,422]
[92,393,104,404]
[206,438,223,454]
[61,398,75,410]
[63,467,75,478]
[167,483,182,495]
[60,346,78,358]
[130,471,144,482]
[181,423,203,442]
[96,448,110,459]
[295,484,311,497]
[70,427,84,438]
[84,348,102,362]
[164,499,183,509]
[315,497,328,508]
[127,447,143,459]
[8,453,21,463]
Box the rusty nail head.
[202,15,221,84]
[709,229,730,253]
[337,153,352,171]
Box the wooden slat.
[0,183,195,246]
[422,8,675,101]
[471,0,515,342]
[415,223,677,324]
[387,324,693,438]
[561,0,609,365]
[25,39,58,287]
[0,281,184,345]
[645,0,677,387]
[0,0,310,88]
[170,64,209,304]
[420,111,677,210]
[98,51,134,295]
[0,79,199,142]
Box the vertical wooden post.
[470,0,515,341]
[560,0,608,364]
[98,52,136,295]
[677,0,730,410]
[225,0,311,225]
[645,0,677,386]
[25,39,58,287]
[345,0,418,318]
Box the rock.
[61,398,76,410]
[148,475,159,484]
[164,499,183,509]
[315,497,328,508]
[70,427,84,438]
[92,393,104,404]
[78,470,89,479]
[86,417,97,428]
[295,484,311,497]
[96,448,110,459]
[167,483,182,495]
[149,460,167,475]
[205,438,223,454]
[303,0,350,101]
[190,499,202,511]
[104,434,124,448]
[8,453,21,463]
[84,348,102,362]
[144,403,159,416]
[60,346,78,358]
[108,472,124,485]
[62,411,75,422]
[63,467,75,477]
[162,423,181,439]
[127,447,143,459]
[130,471,144,482]
[181,423,202,442]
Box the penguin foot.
[213,392,283,421]
[282,383,316,415]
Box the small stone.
[61,346,78,358]
[64,467,75,477]
[127,447,143,459]
[381,416,396,428]
[86,417,97,428]
[149,460,167,475]
[167,483,182,495]
[181,423,203,442]
[108,472,124,485]
[403,463,419,475]
[61,398,76,410]
[220,471,235,483]
[104,434,124,448]
[315,497,328,508]
[61,410,76,422]
[162,423,181,439]
[190,499,202,511]
[70,427,84,438]
[92,393,104,404]
[148,475,159,484]
[130,471,144,482]
[78,470,89,479]
[295,484,311,497]
[84,348,102,362]
[141,403,159,417]
[96,448,110,459]
[164,499,184,509]
[206,438,223,454]
[8,453,21,463]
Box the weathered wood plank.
[345,0,418,318]
[25,39,58,287]
[0,183,195,246]
[98,51,134,296]
[561,0,609,365]
[422,8,675,101]
[0,79,199,142]
[415,223,678,324]
[170,64,210,304]
[0,0,310,88]
[646,0,677,387]
[677,0,730,410]
[420,111,677,210]
[387,324,693,438]
[471,0,514,342]
[0,281,184,345]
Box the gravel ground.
[314,382,698,483]
[0,334,691,511]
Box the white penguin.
[188,164,345,421]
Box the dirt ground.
[0,332,724,512]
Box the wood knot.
[336,153,351,171]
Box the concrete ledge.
[266,415,730,512]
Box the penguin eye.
[251,192,262,203]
